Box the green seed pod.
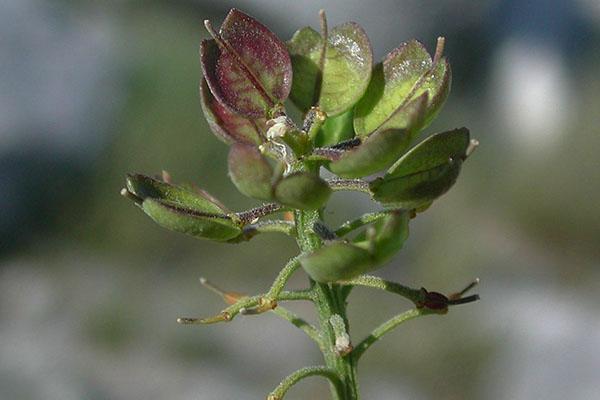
[124,174,242,241]
[326,95,427,178]
[274,172,332,210]
[370,127,473,208]
[300,241,374,283]
[368,211,410,263]
[301,211,410,282]
[141,199,242,241]
[228,143,274,201]
[126,174,227,214]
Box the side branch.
[338,275,423,305]
[352,308,430,360]
[267,366,344,400]
[177,289,312,325]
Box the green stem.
[295,207,359,400]
[267,366,344,400]
[271,306,322,345]
[352,308,429,361]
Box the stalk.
[295,187,360,399]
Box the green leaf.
[126,174,227,215]
[288,22,373,116]
[228,143,274,200]
[274,172,332,210]
[314,109,355,147]
[141,199,242,242]
[354,40,450,136]
[300,242,374,282]
[201,9,292,117]
[370,128,471,207]
[199,78,265,145]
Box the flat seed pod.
[274,172,332,210]
[300,241,374,282]
[228,143,274,201]
[199,78,264,145]
[201,9,292,117]
[288,22,372,116]
[369,211,410,263]
[370,128,471,207]
[354,40,450,137]
[126,174,227,215]
[327,128,412,178]
[326,95,427,178]
[142,199,242,242]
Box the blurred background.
[1,0,599,399]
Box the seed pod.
[141,199,242,241]
[300,241,374,283]
[370,128,473,208]
[300,211,410,282]
[124,174,242,241]
[201,9,292,118]
[200,78,265,146]
[273,172,332,210]
[228,143,275,201]
[326,95,427,178]
[354,39,451,137]
[287,22,373,116]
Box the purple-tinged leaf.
[201,9,292,117]
[200,78,265,145]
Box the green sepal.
[228,143,274,201]
[370,128,471,208]
[274,172,332,210]
[141,199,242,241]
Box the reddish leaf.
[201,9,292,117]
